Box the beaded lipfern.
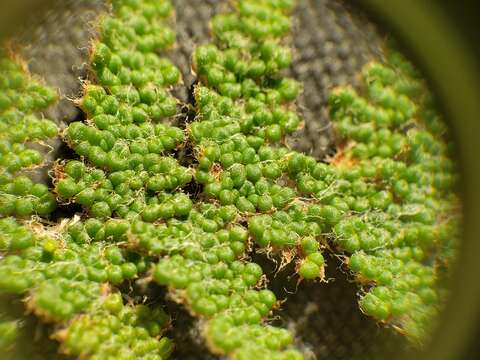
[0,0,460,358]
[1,0,180,358]
[0,50,58,219]
[328,52,460,340]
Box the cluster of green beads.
[56,157,191,221]
[0,51,58,217]
[52,0,184,356]
[128,203,295,357]
[190,0,328,281]
[58,293,173,360]
[1,1,179,358]
[56,0,190,222]
[328,52,460,341]
[91,0,179,115]
[0,217,145,321]
[186,0,459,347]
[0,0,461,357]
[139,1,312,359]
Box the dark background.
[438,0,480,60]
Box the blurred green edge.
[361,1,480,360]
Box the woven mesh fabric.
[7,0,408,359]
[286,0,384,159]
[16,0,106,123]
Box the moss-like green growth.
[1,0,181,358]
[0,50,58,217]
[328,52,460,341]
[0,216,151,321]
[0,0,460,358]
[56,293,173,359]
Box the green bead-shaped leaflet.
[0,51,58,217]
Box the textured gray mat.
[17,0,105,123]
[5,1,408,359]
